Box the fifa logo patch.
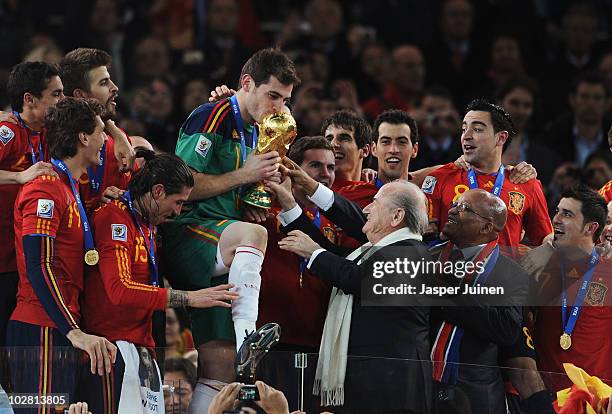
[421,176,437,194]
[36,199,54,219]
[195,135,212,158]
[112,224,128,241]
[0,125,15,145]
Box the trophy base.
[242,183,272,210]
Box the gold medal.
[559,333,572,350]
[84,249,99,266]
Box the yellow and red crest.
[508,191,526,215]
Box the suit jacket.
[310,237,433,413]
[280,210,353,257]
[543,112,610,164]
[303,191,369,245]
[429,243,528,414]
[279,192,368,256]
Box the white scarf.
[313,227,422,406]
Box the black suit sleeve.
[323,192,368,244]
[280,212,352,257]
[309,250,363,295]
[439,258,528,346]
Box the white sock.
[228,245,263,350]
[189,379,226,414]
[234,318,256,349]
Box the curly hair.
[45,97,103,159]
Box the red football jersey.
[534,255,612,391]
[257,206,335,348]
[335,180,377,209]
[0,121,46,273]
[83,200,167,348]
[12,171,83,330]
[422,163,552,248]
[599,180,612,203]
[334,180,377,250]
[80,136,133,212]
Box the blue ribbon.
[374,177,384,190]
[299,208,321,275]
[51,159,96,254]
[13,111,43,164]
[121,191,159,287]
[560,248,599,338]
[86,141,106,194]
[442,245,500,384]
[229,95,258,166]
[467,164,505,197]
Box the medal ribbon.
[299,208,321,276]
[432,239,500,384]
[467,164,505,197]
[51,159,96,255]
[86,141,106,194]
[14,111,43,164]
[121,191,159,287]
[229,95,258,166]
[374,177,384,190]
[559,248,599,338]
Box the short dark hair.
[421,84,454,103]
[128,153,194,199]
[45,97,103,159]
[570,70,607,97]
[321,110,372,149]
[240,48,300,88]
[373,109,420,145]
[60,48,112,96]
[164,358,197,390]
[7,62,60,113]
[465,98,516,151]
[287,135,334,165]
[495,74,540,103]
[561,184,608,242]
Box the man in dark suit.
[278,180,432,414]
[283,180,528,413]
[543,71,610,166]
[429,189,528,414]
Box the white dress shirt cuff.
[307,184,334,211]
[277,204,302,226]
[307,248,327,269]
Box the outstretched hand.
[278,230,321,259]
[281,157,319,197]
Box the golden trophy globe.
[242,111,297,209]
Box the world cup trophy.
[242,111,297,209]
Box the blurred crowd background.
[1,0,611,213]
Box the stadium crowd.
[0,0,611,413]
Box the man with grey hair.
[279,180,433,413]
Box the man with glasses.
[421,98,552,252]
[422,98,555,413]
[429,188,528,413]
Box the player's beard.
[100,105,114,122]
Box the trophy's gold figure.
[242,111,297,209]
